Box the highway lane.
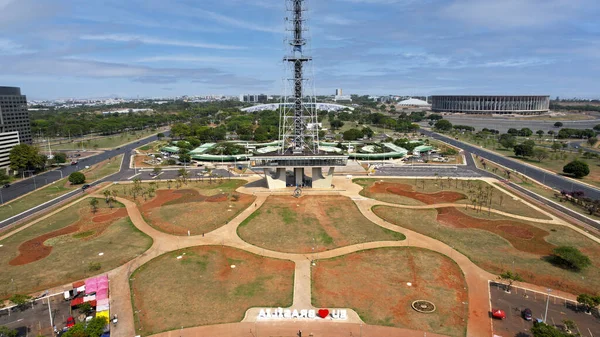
[420,129,600,200]
[0,131,169,228]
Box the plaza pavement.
[3,175,595,337]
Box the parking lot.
[0,294,71,337]
[490,282,600,337]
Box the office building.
[0,86,32,144]
[239,94,268,104]
[0,131,20,170]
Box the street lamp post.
[544,288,552,323]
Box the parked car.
[81,184,91,191]
[66,316,75,329]
[522,308,532,321]
[492,309,506,319]
[3,183,9,188]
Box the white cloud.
[79,34,245,50]
[441,0,587,29]
[322,15,356,26]
[0,38,35,55]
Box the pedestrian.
[255,203,257,208]
[298,330,302,337]
[202,233,204,237]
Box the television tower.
[279,0,319,154]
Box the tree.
[563,160,590,178]
[330,119,344,130]
[536,130,545,138]
[587,137,597,147]
[434,119,453,132]
[179,153,191,165]
[69,171,86,185]
[498,134,517,149]
[514,144,534,157]
[428,114,443,121]
[533,148,549,162]
[554,122,563,128]
[507,128,519,136]
[576,294,600,314]
[0,171,10,185]
[9,294,31,306]
[0,326,18,337]
[89,198,99,213]
[519,128,533,137]
[530,321,570,337]
[62,317,108,337]
[551,142,562,152]
[342,128,363,141]
[498,271,523,293]
[550,246,591,271]
[361,127,374,138]
[594,124,600,132]
[9,144,46,174]
[54,152,67,164]
[157,132,165,140]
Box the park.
[1,173,598,337]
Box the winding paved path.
[4,176,588,337]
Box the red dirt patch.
[436,207,552,255]
[312,248,468,336]
[9,207,128,266]
[370,182,466,204]
[138,188,255,235]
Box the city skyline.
[1,0,600,100]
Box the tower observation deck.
[251,0,348,189]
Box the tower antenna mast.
[279,0,318,154]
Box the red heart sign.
[318,309,329,318]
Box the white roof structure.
[398,98,431,106]
[241,103,354,113]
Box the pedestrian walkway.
[2,175,587,337]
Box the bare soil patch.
[9,207,128,266]
[137,186,255,235]
[133,154,154,168]
[436,207,552,255]
[0,199,152,298]
[312,247,468,337]
[372,206,600,294]
[130,246,294,335]
[356,178,552,220]
[371,182,466,204]
[238,195,405,253]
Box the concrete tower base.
[263,167,336,190]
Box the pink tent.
[85,278,97,294]
[96,288,109,301]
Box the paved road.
[420,129,600,199]
[432,115,600,133]
[0,131,169,228]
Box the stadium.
[430,95,550,115]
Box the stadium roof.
[398,98,430,106]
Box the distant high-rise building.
[0,86,32,144]
[335,88,343,96]
[239,94,268,104]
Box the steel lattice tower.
[279,0,319,154]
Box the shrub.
[563,160,590,178]
[68,172,86,185]
[550,246,591,271]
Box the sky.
[1,0,600,100]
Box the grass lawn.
[0,155,124,222]
[474,156,600,222]
[119,179,254,235]
[130,246,294,335]
[50,129,161,150]
[312,247,468,337]
[354,178,551,220]
[237,195,405,253]
[372,206,600,295]
[0,199,152,298]
[454,133,600,188]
